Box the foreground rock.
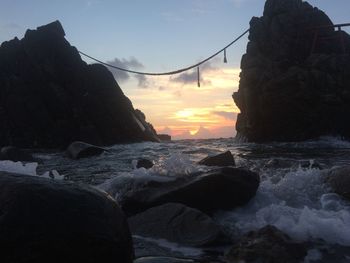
[0,146,35,162]
[0,20,158,148]
[0,172,133,263]
[198,151,235,167]
[129,203,221,247]
[233,0,350,142]
[326,166,350,200]
[66,141,106,159]
[121,167,260,215]
[225,225,307,263]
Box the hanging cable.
[78,29,249,76]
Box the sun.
[176,109,194,119]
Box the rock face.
[129,203,221,247]
[233,0,350,142]
[0,172,134,263]
[225,225,307,263]
[198,151,235,167]
[121,167,260,215]
[0,21,158,148]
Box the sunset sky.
[1,0,349,139]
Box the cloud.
[134,74,150,88]
[213,111,237,120]
[106,57,154,88]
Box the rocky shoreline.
[0,147,349,262]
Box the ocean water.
[1,136,350,261]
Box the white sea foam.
[216,167,350,246]
[0,160,64,180]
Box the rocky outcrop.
[129,203,221,247]
[120,167,260,215]
[233,0,350,142]
[0,172,133,263]
[158,134,171,141]
[0,21,158,148]
[198,151,235,167]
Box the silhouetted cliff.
[0,21,159,148]
[234,0,350,142]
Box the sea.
[1,136,350,262]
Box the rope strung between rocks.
[78,29,249,77]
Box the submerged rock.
[0,172,133,263]
[121,167,260,215]
[136,158,154,169]
[326,166,350,200]
[225,225,307,263]
[198,151,235,167]
[0,146,35,162]
[66,141,106,159]
[233,0,350,142]
[0,20,158,148]
[129,203,221,247]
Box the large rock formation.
[233,0,350,142]
[0,21,158,148]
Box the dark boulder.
[0,146,35,162]
[233,0,350,142]
[158,134,172,141]
[121,167,260,215]
[66,141,106,159]
[136,158,154,169]
[0,172,133,263]
[129,203,221,247]
[325,166,350,200]
[225,225,307,263]
[0,20,158,148]
[198,151,235,167]
[134,257,195,263]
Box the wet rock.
[233,0,350,142]
[136,158,154,169]
[0,146,35,162]
[0,20,158,148]
[158,134,172,141]
[225,225,307,263]
[129,203,221,247]
[0,172,133,263]
[326,166,350,200]
[121,167,260,215]
[198,151,235,167]
[134,257,195,263]
[66,141,106,159]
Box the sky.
[1,0,349,139]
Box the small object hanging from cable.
[223,48,228,63]
[197,67,200,87]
